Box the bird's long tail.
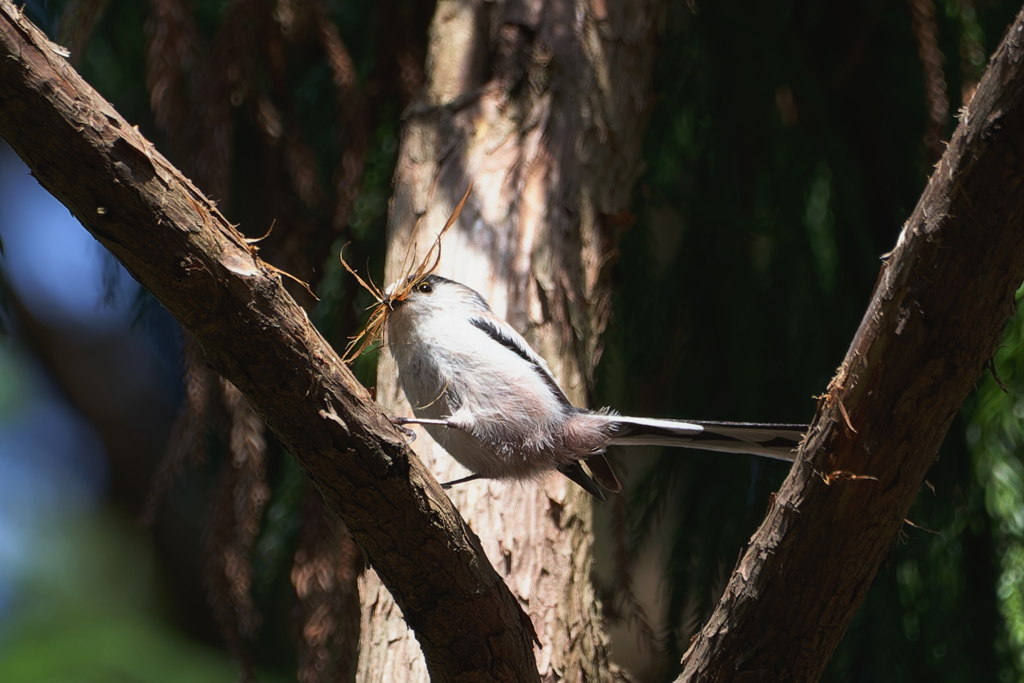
[600,414,806,461]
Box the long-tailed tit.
[384,274,806,499]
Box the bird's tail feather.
[602,415,806,462]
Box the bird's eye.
[415,280,433,294]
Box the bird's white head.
[385,274,491,332]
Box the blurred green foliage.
[0,509,288,683]
[966,284,1024,681]
[5,0,1024,680]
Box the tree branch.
[678,7,1024,682]
[0,4,538,681]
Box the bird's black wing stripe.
[469,316,573,407]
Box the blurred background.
[2,0,1024,681]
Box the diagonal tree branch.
[8,0,1024,678]
[0,4,538,682]
[678,6,1024,681]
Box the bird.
[382,273,807,499]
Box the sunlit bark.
[357,1,658,681]
[0,4,538,680]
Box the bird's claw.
[389,417,417,443]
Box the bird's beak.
[382,281,404,309]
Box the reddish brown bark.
[0,4,537,681]
[5,0,1024,680]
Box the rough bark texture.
[357,1,657,682]
[677,8,1024,682]
[12,0,1024,678]
[0,4,538,681]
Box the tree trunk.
[0,4,540,680]
[357,1,658,681]
[11,0,1024,680]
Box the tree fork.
[5,0,1024,681]
[0,4,539,682]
